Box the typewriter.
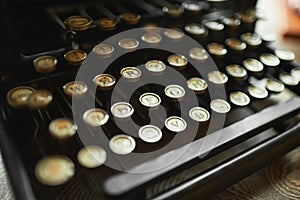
[1,0,300,199]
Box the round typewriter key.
[93,74,116,90]
[167,54,188,67]
[266,79,285,93]
[77,146,107,168]
[64,50,87,65]
[118,38,139,50]
[120,12,141,24]
[225,38,247,51]
[182,1,202,13]
[291,68,300,81]
[92,44,114,57]
[235,12,256,23]
[138,125,162,143]
[219,16,241,27]
[141,32,162,44]
[207,43,227,56]
[162,4,184,17]
[111,102,134,118]
[203,21,224,31]
[274,49,295,61]
[7,86,36,108]
[33,56,57,73]
[120,67,142,80]
[229,91,250,106]
[189,47,209,61]
[189,107,210,122]
[185,23,206,36]
[28,90,53,109]
[261,33,277,43]
[165,84,185,99]
[241,33,262,47]
[187,77,208,93]
[35,155,75,186]
[64,15,92,31]
[83,108,109,127]
[139,93,161,108]
[243,58,264,73]
[98,18,116,30]
[210,99,231,114]
[225,64,247,79]
[109,134,136,155]
[49,118,77,139]
[248,85,268,99]
[279,73,299,86]
[63,81,87,97]
[145,60,166,73]
[164,29,184,40]
[207,71,228,85]
[165,116,187,132]
[259,53,280,67]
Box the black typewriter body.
[1,0,300,199]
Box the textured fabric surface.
[0,154,14,200]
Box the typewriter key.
[229,91,250,106]
[93,44,114,57]
[7,86,36,108]
[219,16,241,27]
[64,15,92,31]
[241,33,262,47]
[120,67,142,80]
[225,38,247,51]
[141,32,162,44]
[248,85,268,99]
[235,12,256,23]
[259,53,280,67]
[225,64,247,79]
[210,99,231,114]
[167,54,188,67]
[261,33,277,43]
[139,93,161,107]
[109,134,136,155]
[63,81,88,97]
[182,1,202,13]
[98,18,116,30]
[165,116,187,132]
[164,29,184,40]
[243,58,264,73]
[35,155,75,186]
[33,56,57,73]
[266,79,285,93]
[165,84,185,99]
[187,77,208,93]
[145,60,166,73]
[83,108,109,127]
[120,12,141,24]
[77,146,107,168]
[189,107,210,122]
[203,21,224,31]
[291,68,300,82]
[185,23,206,36]
[274,49,295,61]
[207,43,227,56]
[93,74,116,90]
[28,90,53,109]
[118,38,139,50]
[162,4,184,17]
[279,73,299,86]
[111,102,134,118]
[64,50,87,65]
[189,47,209,61]
[49,118,77,139]
[138,125,162,143]
[207,71,228,85]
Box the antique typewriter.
[1,0,300,199]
